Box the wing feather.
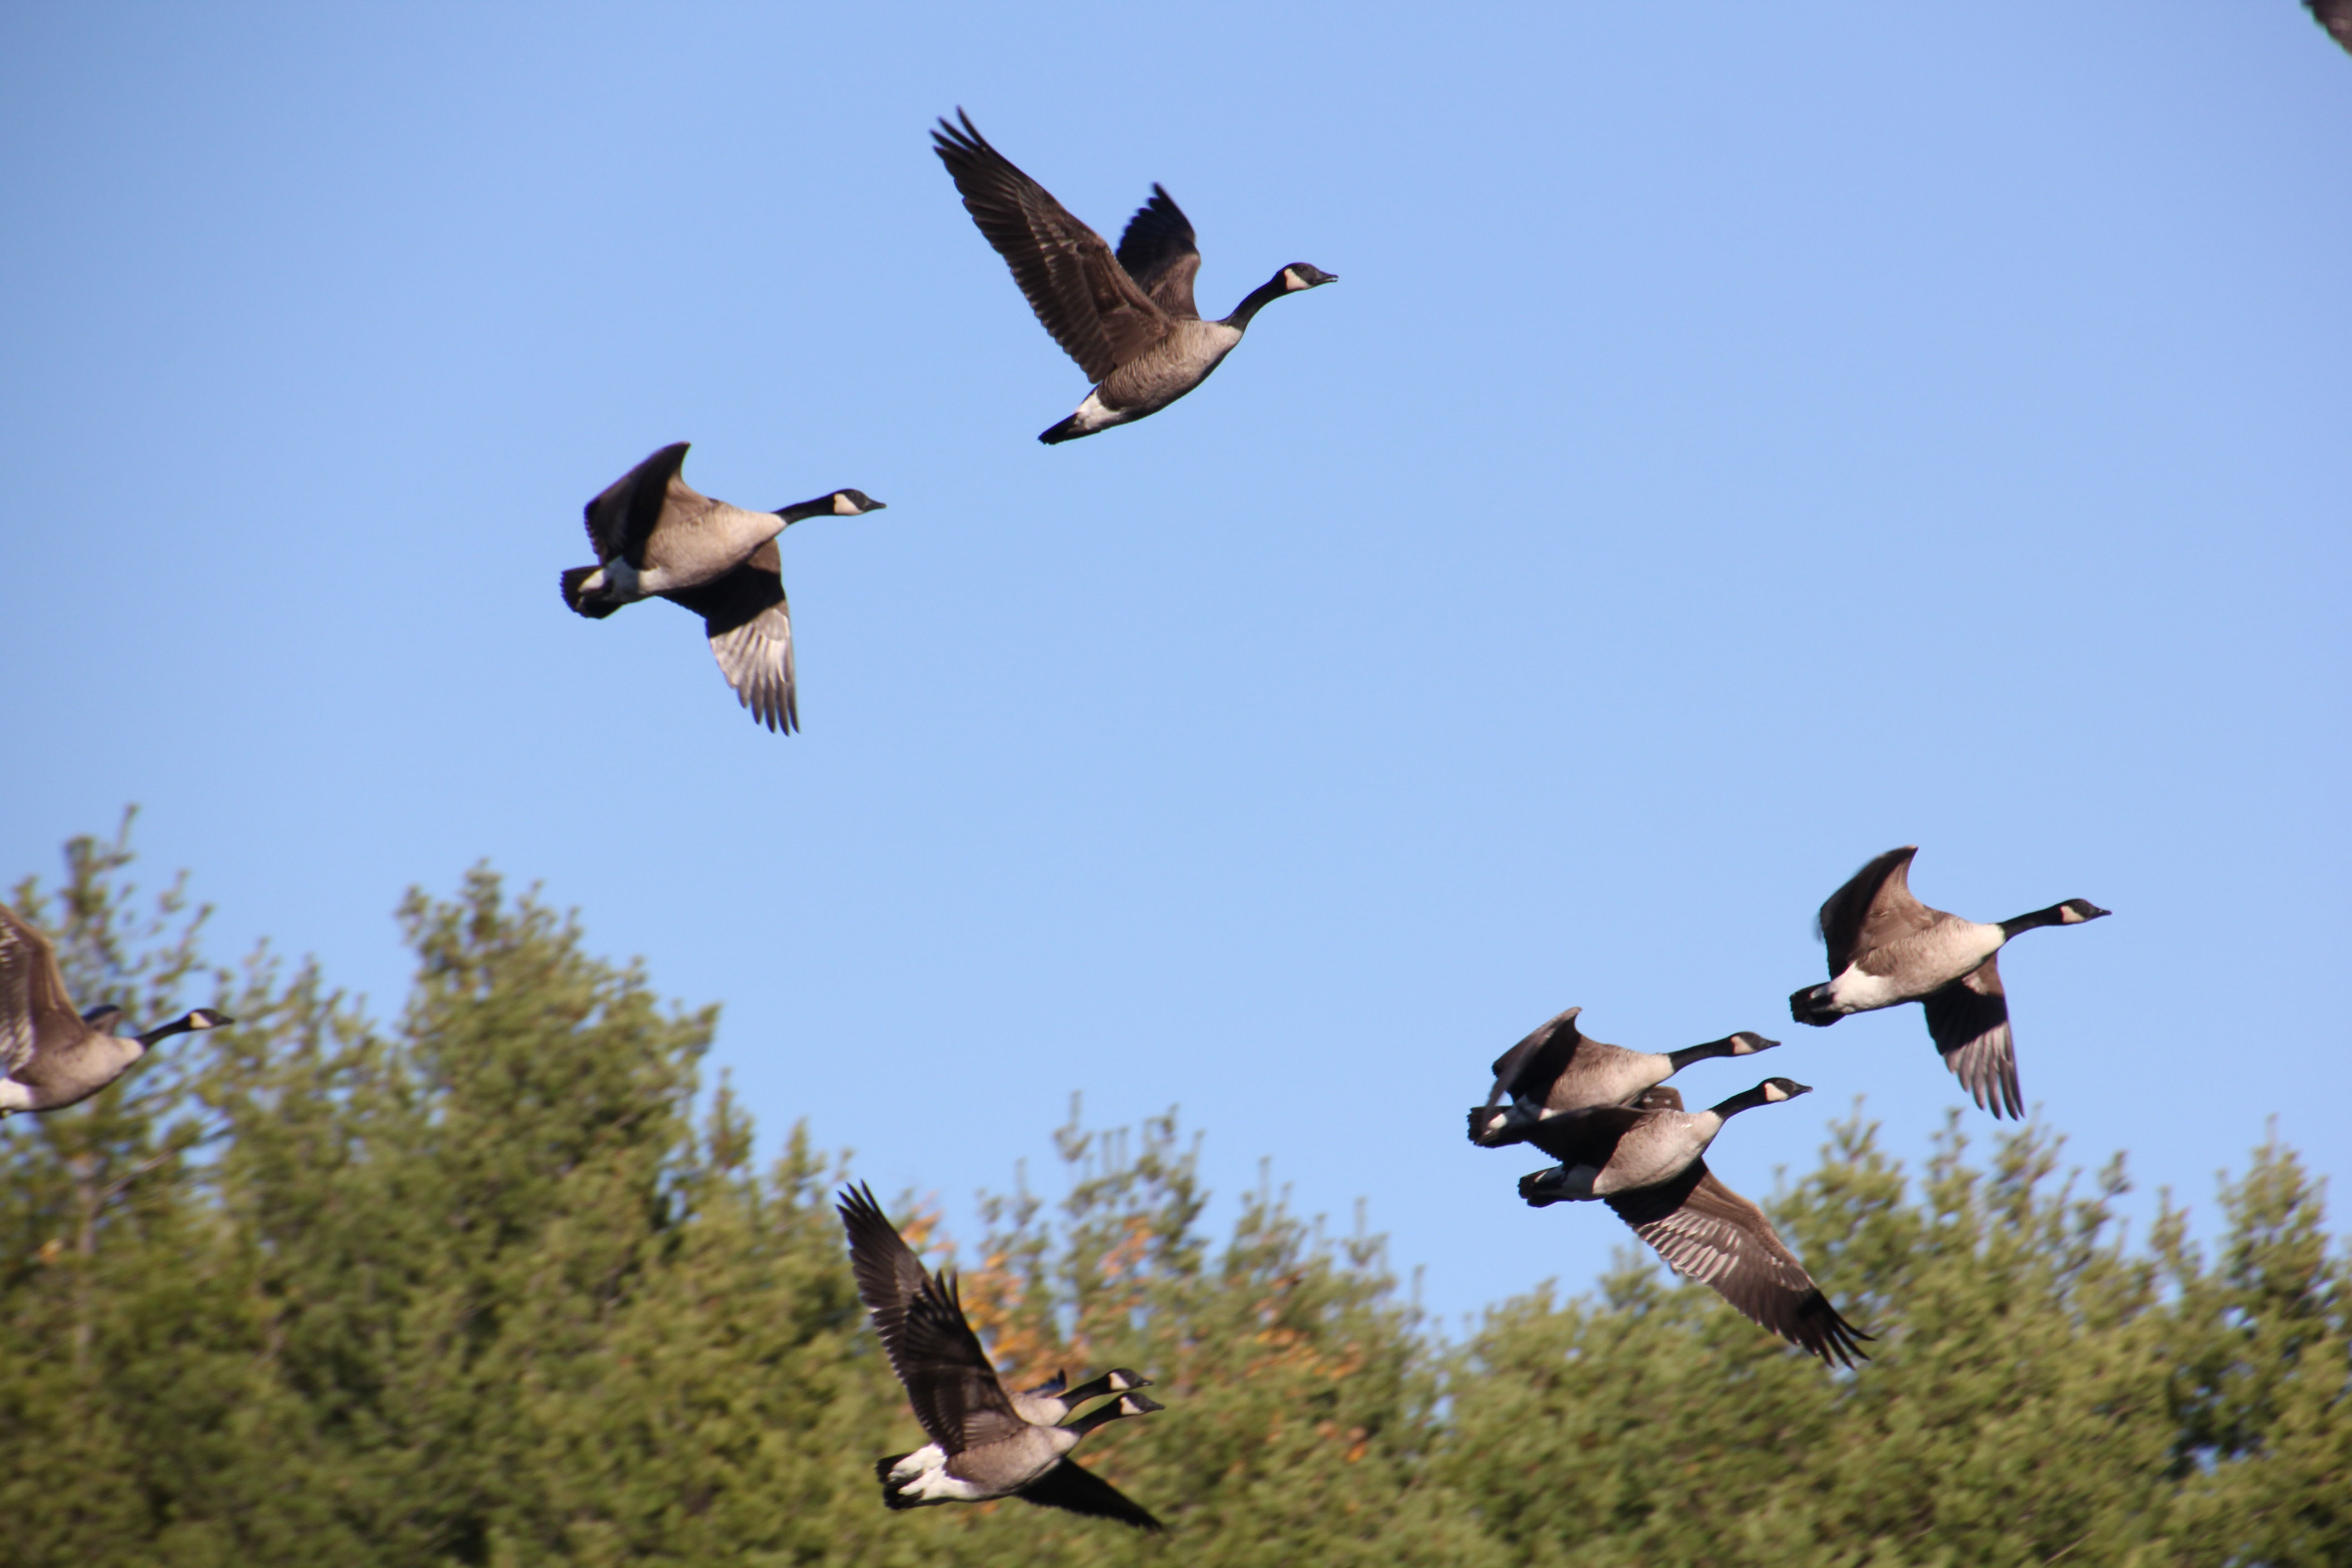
[1923,956,2021,1119]
[583,442,690,566]
[931,111,1171,380]
[1113,185,1202,319]
[837,1185,936,1386]
[0,905,82,1077]
[1483,1005,1582,1110]
[1607,1165,1871,1367]
[1017,1459,1166,1532]
[1817,846,1932,975]
[2311,0,2352,54]
[662,542,796,734]
[897,1273,1024,1451]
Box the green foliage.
[1,825,2344,1567]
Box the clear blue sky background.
[3,3,2346,1329]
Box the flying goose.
[559,442,884,734]
[1788,847,2109,1120]
[1469,1005,1778,1146]
[931,110,1336,444]
[2311,1,2352,55]
[837,1185,1166,1530]
[1517,1080,1870,1366]
[0,904,232,1117]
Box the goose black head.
[1758,1077,1813,1103]
[1117,1392,1164,1416]
[185,1008,234,1031]
[2058,899,2110,924]
[829,489,886,516]
[1104,1368,1150,1392]
[1279,263,1338,291]
[1725,1032,1779,1055]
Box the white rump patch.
[1067,389,1120,432]
[888,1445,946,1484]
[1824,964,1907,1014]
[0,1079,36,1114]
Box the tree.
[1,822,2343,1567]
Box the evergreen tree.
[0,823,2343,1568]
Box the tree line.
[1,820,2344,1566]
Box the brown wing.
[1607,1164,1871,1367]
[897,1271,1025,1452]
[1923,956,2020,1119]
[1018,1458,1166,1531]
[662,542,796,734]
[931,110,1171,380]
[1520,1102,1645,1167]
[1483,1005,1582,1110]
[0,904,83,1076]
[1818,846,1933,975]
[583,442,691,567]
[837,1185,938,1390]
[2312,0,2352,54]
[1114,185,1202,319]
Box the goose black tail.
[1038,414,1088,445]
[876,1454,921,1509]
[561,567,622,619]
[1788,985,1838,1027]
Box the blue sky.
[3,2,2346,1329]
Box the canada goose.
[837,1185,1165,1530]
[0,904,232,1117]
[559,442,884,734]
[931,110,1336,444]
[1516,1079,1870,1366]
[1468,1006,1778,1146]
[2311,1,2352,55]
[1787,847,2109,1120]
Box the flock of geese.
[560,111,1333,734]
[814,845,2109,1528]
[62,27,2352,1516]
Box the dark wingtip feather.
[1799,1296,1875,1368]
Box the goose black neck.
[1708,1083,1776,1119]
[1665,1036,1741,1074]
[1066,1398,1141,1437]
[136,1012,201,1048]
[1999,903,2073,939]
[772,495,837,525]
[1057,1372,1120,1408]
[1221,272,1294,331]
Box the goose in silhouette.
[559,442,884,734]
[0,904,232,1117]
[931,109,1336,444]
[1788,847,2109,1120]
[1468,1005,1778,1146]
[2311,0,2352,54]
[837,1184,1165,1530]
[1517,1080,1869,1366]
